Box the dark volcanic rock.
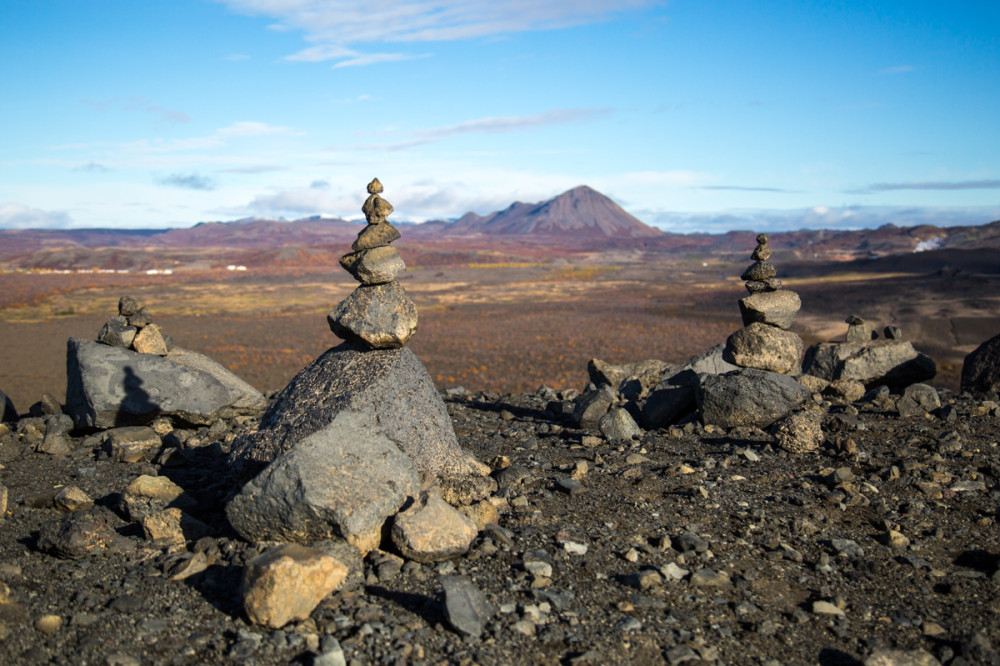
[65,338,266,429]
[962,332,1000,395]
[699,369,809,429]
[228,342,485,485]
[0,388,17,422]
[227,412,420,552]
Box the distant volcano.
[445,185,662,238]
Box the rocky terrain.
[0,336,998,665]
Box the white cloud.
[157,173,217,191]
[218,0,656,65]
[217,121,299,137]
[0,203,73,229]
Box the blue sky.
[1,0,998,233]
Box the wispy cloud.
[216,120,300,137]
[218,0,655,66]
[218,164,289,174]
[83,96,192,125]
[333,51,430,68]
[644,204,1000,234]
[0,203,73,229]
[364,108,611,150]
[849,179,1000,194]
[699,185,799,193]
[74,162,111,172]
[157,173,217,191]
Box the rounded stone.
[352,222,401,252]
[724,322,804,375]
[741,261,777,282]
[328,282,418,349]
[367,177,383,194]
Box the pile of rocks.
[97,295,170,355]
[801,314,936,391]
[227,178,491,562]
[723,233,803,374]
[66,297,266,429]
[328,178,416,348]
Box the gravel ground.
[0,384,998,665]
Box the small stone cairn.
[724,234,804,374]
[328,178,416,348]
[97,295,170,355]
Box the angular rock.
[361,193,394,224]
[54,486,94,512]
[339,246,406,285]
[66,338,266,429]
[120,474,190,521]
[699,369,809,429]
[587,358,669,398]
[141,508,209,546]
[772,407,824,454]
[962,332,1000,395]
[229,342,483,485]
[599,407,641,444]
[802,339,936,390]
[641,382,696,429]
[825,378,866,402]
[897,383,941,417]
[128,306,153,329]
[864,648,941,666]
[352,221,401,252]
[227,411,420,552]
[739,290,801,329]
[328,282,418,349]
[724,322,804,374]
[105,426,161,463]
[242,544,348,629]
[440,575,494,638]
[572,385,615,429]
[391,492,478,563]
[132,324,168,355]
[97,316,137,348]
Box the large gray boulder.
[227,412,420,553]
[641,344,739,428]
[961,332,1000,395]
[228,342,485,486]
[65,338,266,429]
[802,339,935,390]
[699,369,809,429]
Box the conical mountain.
[450,186,661,238]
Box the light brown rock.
[328,282,418,349]
[391,492,478,563]
[132,323,169,355]
[242,544,348,629]
[825,379,866,402]
[725,322,804,374]
[54,486,93,512]
[352,222,401,251]
[339,246,406,285]
[141,508,209,546]
[459,499,501,530]
[106,426,161,463]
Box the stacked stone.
[724,234,804,374]
[328,178,417,349]
[97,295,170,356]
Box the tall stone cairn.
[724,234,804,374]
[328,178,417,349]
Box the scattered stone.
[864,648,941,666]
[573,385,615,428]
[120,474,189,521]
[825,378,866,402]
[690,569,730,587]
[599,407,641,443]
[897,383,940,417]
[772,407,823,454]
[141,508,209,546]
[38,508,118,559]
[105,426,161,463]
[53,486,93,512]
[242,544,349,629]
[34,614,63,634]
[440,575,493,638]
[391,492,478,563]
[812,600,845,616]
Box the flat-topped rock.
[802,339,936,389]
[66,338,266,429]
[739,290,801,329]
[352,222,401,251]
[699,369,809,429]
[724,322,804,375]
[340,246,406,285]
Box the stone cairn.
[723,233,804,374]
[227,178,489,555]
[97,295,170,356]
[328,178,416,348]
